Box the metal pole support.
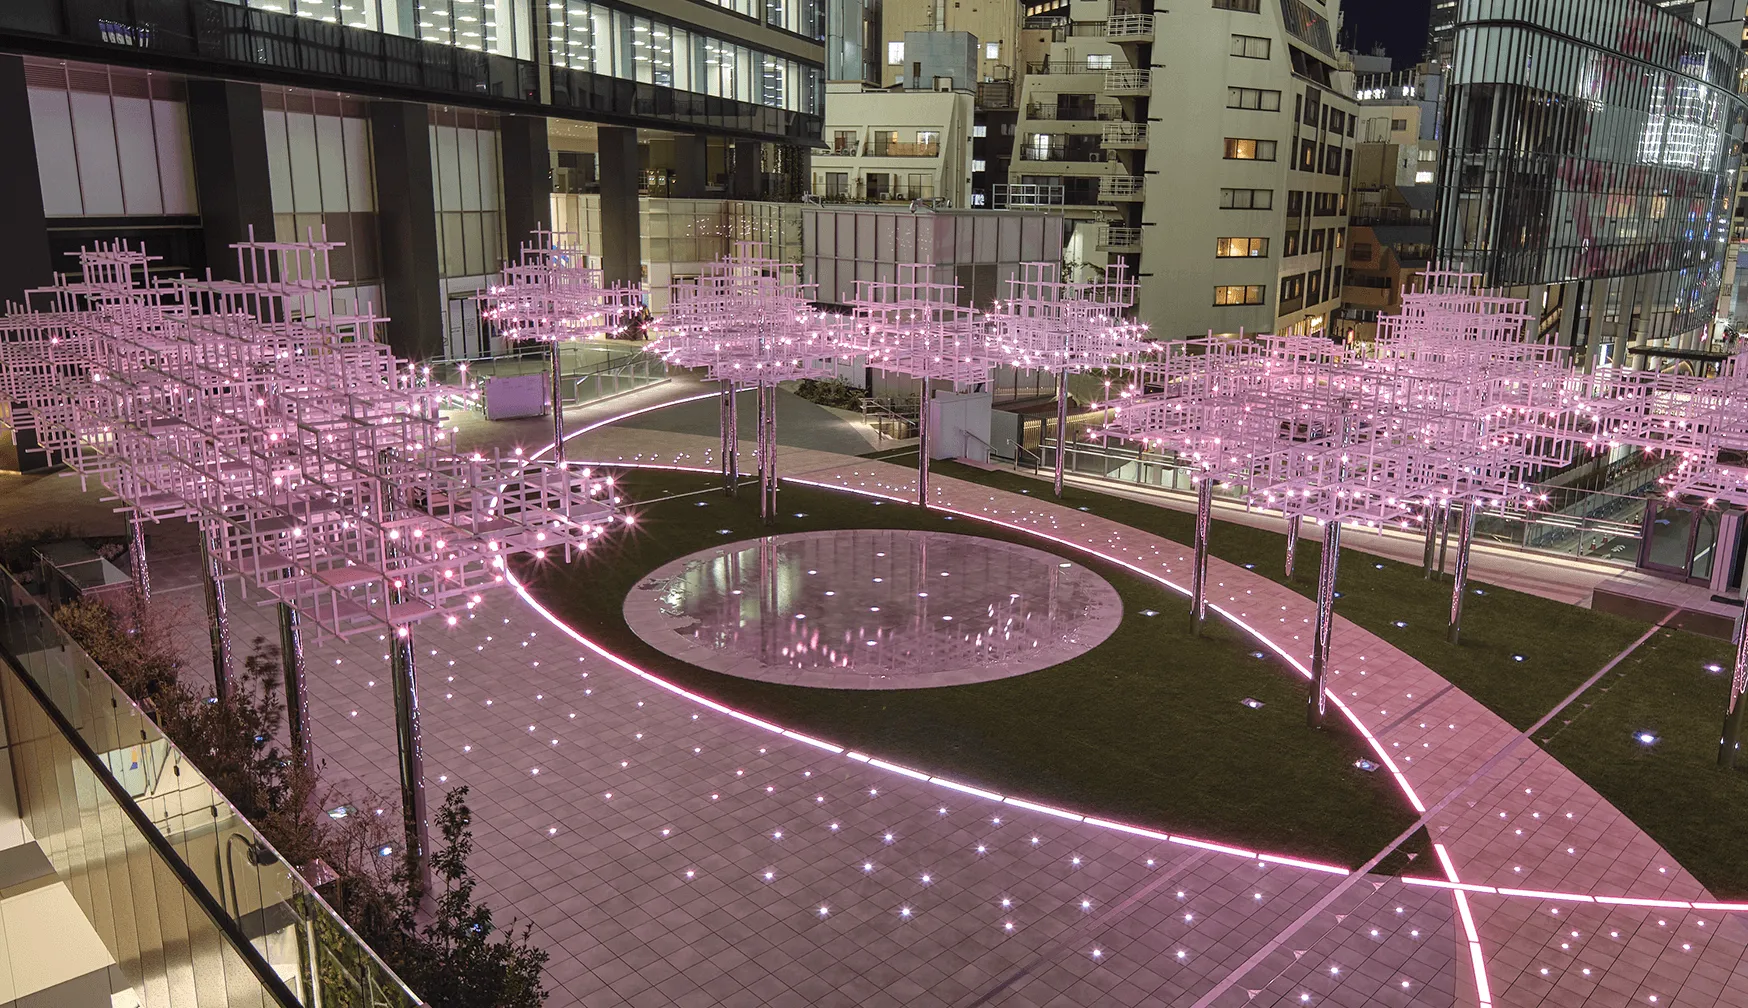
[758,382,777,523]
[129,514,151,611]
[917,377,932,507]
[1284,514,1302,580]
[1437,500,1452,579]
[1421,501,1439,579]
[279,602,310,767]
[1191,475,1215,635]
[1722,609,1748,768]
[200,527,235,703]
[389,624,430,897]
[1309,520,1342,728]
[1053,371,1069,498]
[1448,499,1477,645]
[550,342,566,466]
[721,379,739,496]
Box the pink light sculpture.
[1099,272,1578,725]
[847,264,992,505]
[477,230,644,465]
[0,231,619,886]
[987,262,1150,497]
[652,242,846,521]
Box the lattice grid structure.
[847,265,993,504]
[0,234,619,640]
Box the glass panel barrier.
[0,567,421,1008]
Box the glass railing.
[0,567,421,1008]
[430,342,668,406]
[1029,439,1645,566]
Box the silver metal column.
[917,377,932,507]
[721,379,738,496]
[757,381,777,523]
[200,527,235,703]
[1722,609,1748,768]
[278,602,310,767]
[1422,501,1439,579]
[1437,499,1452,578]
[128,514,150,607]
[550,341,566,465]
[1053,371,1069,498]
[1191,475,1214,634]
[1448,499,1477,644]
[389,622,430,896]
[1284,514,1302,580]
[1309,519,1342,728]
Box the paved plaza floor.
[5,389,1748,1007]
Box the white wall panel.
[264,109,294,213]
[457,128,482,212]
[434,126,463,210]
[315,114,349,212]
[154,98,197,214]
[112,95,164,216]
[285,112,321,213]
[28,88,83,216]
[68,91,124,215]
[476,131,500,211]
[342,117,374,211]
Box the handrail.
[961,429,993,460]
[0,564,422,1008]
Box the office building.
[1434,0,1748,365]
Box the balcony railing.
[1104,14,1155,40]
[1025,59,1126,74]
[1099,225,1144,250]
[977,80,1016,109]
[1101,122,1148,147]
[0,564,421,1008]
[992,183,1067,207]
[1104,69,1152,94]
[1099,175,1147,200]
[866,141,942,157]
[1017,146,1107,162]
[1025,102,1127,121]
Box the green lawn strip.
[530,468,1426,870]
[929,461,1651,728]
[928,461,1748,893]
[1538,629,1748,897]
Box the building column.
[671,134,709,198]
[0,55,56,472]
[499,115,551,254]
[596,126,641,287]
[369,102,444,361]
[731,140,762,199]
[185,80,275,279]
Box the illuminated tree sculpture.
[0,232,620,887]
[847,265,992,506]
[987,262,1150,497]
[1101,273,1576,726]
[652,243,846,521]
[478,230,645,465]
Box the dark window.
[1343,149,1353,178]
[1212,0,1261,9]
[1284,230,1300,256]
[1327,109,1344,134]
[1286,190,1304,217]
[1391,118,1407,130]
[1230,34,1271,58]
[1311,229,1326,252]
[1307,271,1322,303]
[1299,139,1317,170]
[1301,87,1321,127]
[1220,187,1274,209]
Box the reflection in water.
[644,530,1108,678]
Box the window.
[1415,170,1435,183]
[1334,228,1344,249]
[971,192,986,206]
[1301,87,1320,126]
[917,130,940,149]
[824,172,848,197]
[832,130,857,154]
[1212,0,1260,9]
[1215,285,1265,306]
[1298,139,1317,170]
[1283,230,1299,256]
[985,41,1001,59]
[1229,35,1270,59]
[1313,192,1339,216]
[1227,87,1282,111]
[1327,110,1344,134]
[1352,242,1374,261]
[1280,273,1305,302]
[1310,229,1325,253]
[887,41,904,64]
[1324,144,1342,175]
[1224,138,1276,160]
[973,124,988,138]
[1391,118,1407,131]
[1087,53,1114,70]
[1307,271,1322,303]
[1216,237,1268,257]
[1286,191,1303,217]
[1220,188,1273,209]
[971,158,987,172]
[1418,147,1436,162]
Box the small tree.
[397,788,549,1008]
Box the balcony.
[1104,14,1155,42]
[1025,59,1121,75]
[1101,122,1148,148]
[865,141,942,158]
[1018,145,1108,162]
[1104,69,1152,95]
[1025,102,1127,122]
[1099,176,1147,201]
[1099,225,1143,251]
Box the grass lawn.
[527,468,1428,870]
[922,459,1748,896]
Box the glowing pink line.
[1437,842,1493,1007]
[1495,887,1593,903]
[527,390,720,463]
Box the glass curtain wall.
[1436,0,1748,341]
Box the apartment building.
[812,81,977,206]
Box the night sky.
[1340,0,1434,68]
